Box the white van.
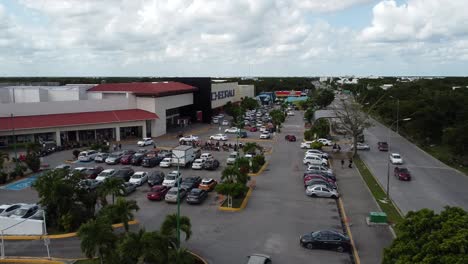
[303,155,328,166]
[78,150,98,162]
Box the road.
[316,98,468,214]
[1,111,351,263]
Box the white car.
[300,141,313,149]
[217,114,225,118]
[226,151,239,165]
[306,184,339,198]
[306,164,333,174]
[200,153,213,161]
[78,150,98,162]
[313,138,333,146]
[303,155,328,166]
[137,137,154,146]
[259,132,271,139]
[221,120,229,126]
[162,171,181,187]
[95,169,116,181]
[390,153,403,164]
[159,158,172,168]
[210,134,228,141]
[129,171,148,186]
[305,149,329,159]
[259,126,267,133]
[287,111,295,116]
[225,127,241,134]
[351,142,370,150]
[191,159,205,169]
[179,135,199,143]
[212,117,219,124]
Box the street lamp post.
[386,117,411,201]
[171,153,181,248]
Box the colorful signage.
[275,91,302,97]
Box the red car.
[377,141,389,151]
[250,127,258,132]
[285,135,296,142]
[304,174,335,187]
[394,167,411,181]
[147,185,170,201]
[120,154,134,165]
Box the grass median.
[354,155,404,229]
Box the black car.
[238,131,248,138]
[131,152,147,166]
[204,159,220,170]
[299,230,351,252]
[180,176,202,191]
[142,156,163,167]
[114,167,135,182]
[186,188,208,204]
[147,171,165,187]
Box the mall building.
[0,78,254,147]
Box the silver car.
[9,204,40,219]
[305,184,339,199]
[165,187,187,203]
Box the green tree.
[235,157,251,175]
[383,207,468,264]
[118,229,145,264]
[77,217,118,264]
[242,142,263,155]
[113,197,139,232]
[240,97,259,110]
[270,109,286,132]
[310,119,330,138]
[26,142,41,154]
[0,151,9,171]
[315,89,335,108]
[25,152,41,172]
[160,214,192,248]
[97,177,125,205]
[304,108,315,123]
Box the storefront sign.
[211,89,235,101]
[275,91,302,97]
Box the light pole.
[386,117,411,201]
[171,153,181,248]
[389,96,400,134]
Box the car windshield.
[202,179,212,184]
[163,158,171,162]
[100,171,113,176]
[194,160,202,163]
[166,175,176,180]
[393,154,401,158]
[229,154,237,158]
[132,174,142,178]
[190,189,201,195]
[400,168,409,173]
[12,208,29,216]
[109,154,119,158]
[167,190,178,195]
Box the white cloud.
[293,0,372,12]
[361,0,468,42]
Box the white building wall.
[211,82,239,109]
[0,89,11,103]
[0,97,135,116]
[0,216,44,235]
[102,93,127,100]
[12,88,41,103]
[238,84,255,98]
[88,92,103,100]
[48,88,80,102]
[136,97,157,137]
[153,93,193,137]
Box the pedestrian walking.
[112,144,116,151]
[118,143,122,150]
[338,145,341,152]
[348,158,353,168]
[341,159,345,169]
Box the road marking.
[338,198,361,264]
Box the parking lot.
[0,109,352,263]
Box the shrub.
[72,149,80,159]
[90,143,109,153]
[311,142,323,150]
[252,155,265,166]
[251,159,260,173]
[25,153,41,172]
[304,129,315,141]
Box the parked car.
[303,174,335,187]
[120,153,135,165]
[306,164,333,175]
[137,137,154,147]
[0,204,26,217]
[55,164,71,170]
[165,187,187,203]
[238,131,248,138]
[287,111,295,116]
[313,138,332,146]
[204,159,220,170]
[246,254,272,264]
[227,151,239,165]
[389,153,403,164]
[200,153,213,161]
[157,150,172,158]
[70,167,88,178]
[199,178,218,191]
[179,135,199,143]
[186,188,208,204]
[221,120,229,126]
[129,171,148,186]
[159,157,172,168]
[95,169,116,181]
[162,171,182,187]
[120,182,137,196]
[305,179,337,190]
[304,169,335,181]
[210,134,228,141]
[142,156,163,168]
[9,204,39,219]
[303,155,328,166]
[259,131,271,139]
[78,150,98,162]
[306,184,339,198]
[351,142,370,150]
[105,152,124,165]
[130,152,146,166]
[147,185,170,201]
[394,167,411,181]
[305,149,329,159]
[225,127,241,134]
[191,159,205,170]
[249,127,258,132]
[114,167,135,182]
[180,176,202,191]
[299,230,351,252]
[78,179,102,191]
[82,166,104,179]
[285,135,296,142]
[147,171,165,187]
[93,152,109,163]
[378,141,389,151]
[300,141,314,149]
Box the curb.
[248,161,269,177]
[3,220,139,241]
[218,187,253,212]
[188,250,209,264]
[0,258,66,264]
[337,198,361,264]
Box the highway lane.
[360,118,468,214]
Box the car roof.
[102,169,114,172]
[391,153,400,156]
[248,254,271,264]
[133,171,146,175]
[202,178,213,182]
[307,184,329,189]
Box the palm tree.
[0,151,9,170]
[160,214,192,248]
[77,217,117,264]
[118,229,145,264]
[25,142,40,154]
[114,197,139,232]
[235,157,250,175]
[140,230,170,264]
[242,142,263,155]
[97,177,125,205]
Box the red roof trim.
[0,109,158,131]
[88,82,197,97]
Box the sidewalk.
[332,153,395,264]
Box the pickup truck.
[377,141,389,151]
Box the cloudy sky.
[0,0,467,76]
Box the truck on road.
[171,145,196,167]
